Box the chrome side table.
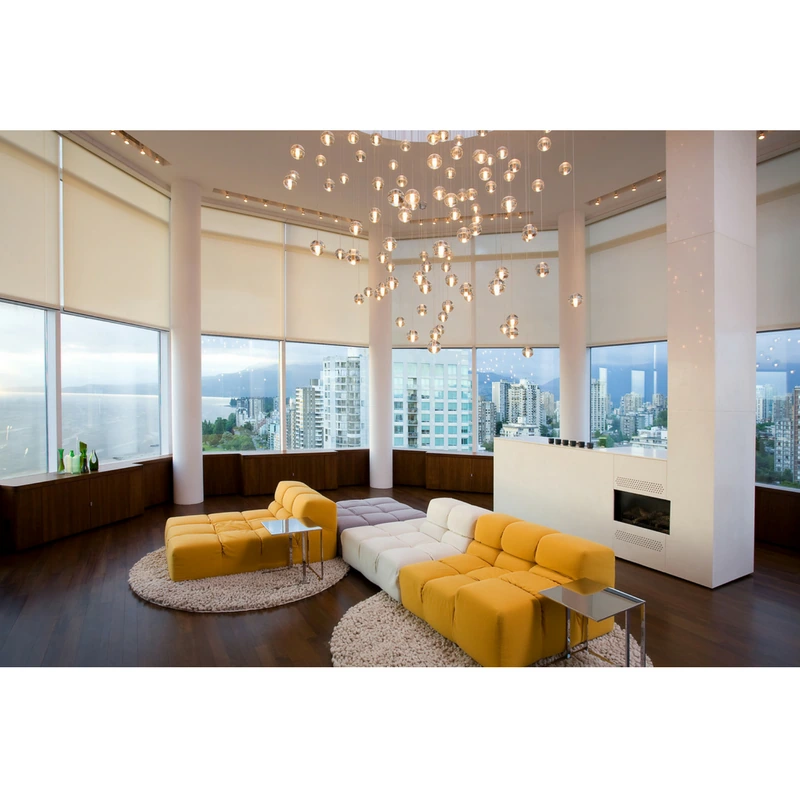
[538,578,646,667]
[261,517,324,584]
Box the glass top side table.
[538,578,646,667]
[261,517,324,584]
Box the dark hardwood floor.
[1,485,798,667]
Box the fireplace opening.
[614,490,670,535]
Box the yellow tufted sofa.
[164,481,337,582]
[399,513,615,667]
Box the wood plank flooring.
[1,485,798,667]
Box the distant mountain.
[201,363,326,399]
[62,383,160,395]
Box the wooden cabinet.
[336,449,369,486]
[240,451,337,496]
[392,450,494,494]
[203,453,242,496]
[393,449,426,487]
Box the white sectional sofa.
[340,497,492,601]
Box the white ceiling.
[72,129,800,238]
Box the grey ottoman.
[336,498,426,535]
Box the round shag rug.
[330,591,654,667]
[129,547,349,613]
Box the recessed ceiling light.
[656,175,662,182]
[613,192,619,199]
[757,131,766,140]
[631,185,637,192]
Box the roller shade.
[0,131,60,307]
[62,139,170,329]
[285,224,369,346]
[201,208,284,339]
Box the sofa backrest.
[421,497,491,552]
[532,533,615,587]
[272,480,337,541]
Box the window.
[589,342,668,449]
[392,348,472,451]
[756,330,800,489]
[0,301,48,478]
[476,347,560,452]
[201,335,280,452]
[286,342,368,450]
[61,314,161,462]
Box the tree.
[495,420,503,435]
[484,439,494,452]
[229,398,237,408]
[655,409,668,428]
[213,417,226,435]
[225,413,236,433]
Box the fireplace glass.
[614,490,670,535]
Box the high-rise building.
[622,392,642,413]
[652,393,665,410]
[793,387,800,481]
[590,370,609,436]
[620,413,638,438]
[321,354,368,449]
[293,379,323,449]
[523,380,541,431]
[540,391,556,420]
[492,380,510,423]
[756,385,766,422]
[508,383,526,424]
[478,399,497,446]
[631,369,645,399]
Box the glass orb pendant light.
[383,236,398,251]
[507,313,519,328]
[427,153,443,169]
[443,192,458,208]
[522,346,534,358]
[387,275,399,290]
[405,189,421,210]
[377,282,388,297]
[441,260,451,273]
[457,188,468,203]
[388,188,405,207]
[419,250,429,261]
[473,149,488,165]
[340,173,349,184]
[421,259,432,272]
[470,221,482,236]
[496,265,510,281]
[569,293,583,307]
[503,169,515,183]
[354,293,364,305]
[427,132,440,145]
[438,130,450,142]
[386,261,395,272]
[370,133,382,146]
[500,322,510,335]
[460,282,472,296]
[522,224,537,241]
[417,304,427,316]
[438,310,448,323]
[374,292,383,302]
[448,208,462,222]
[420,279,432,294]
[443,299,455,313]
[479,166,492,181]
[310,240,325,256]
[369,207,381,223]
[283,172,298,189]
[348,250,362,265]
[324,177,335,192]
[364,286,373,297]
[486,154,495,166]
[433,185,446,201]
[536,261,550,278]
[508,158,522,173]
[315,154,327,167]
[321,131,335,146]
[532,178,545,192]
[472,213,483,225]
[378,252,388,264]
[433,240,451,258]
[559,161,573,176]
[349,219,364,235]
[445,167,456,179]
[388,159,399,171]
[398,206,413,223]
[501,196,517,213]
[445,273,458,288]
[477,130,488,137]
[430,328,442,341]
[457,227,471,243]
[537,136,551,152]
[395,316,406,327]
[347,131,360,145]
[413,270,424,285]
[489,278,506,296]
[335,248,346,260]
[355,150,366,163]
[450,145,464,160]
[428,340,441,354]
[396,174,408,188]
[467,187,478,201]
[290,144,305,160]
[496,145,509,160]
[407,330,419,343]
[485,181,497,194]
[400,140,411,152]
[372,176,385,190]
[470,202,481,215]
[506,327,519,340]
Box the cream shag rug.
[129,547,349,613]
[330,591,654,667]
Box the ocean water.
[0,393,234,479]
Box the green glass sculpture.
[89,450,99,472]
[57,448,65,473]
[79,442,89,473]
[70,450,80,474]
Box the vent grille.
[615,477,665,495]
[615,529,664,552]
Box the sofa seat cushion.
[397,561,460,618]
[335,498,426,535]
[422,574,476,642]
[440,553,494,574]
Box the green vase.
[79,442,89,473]
[70,450,80,474]
[57,448,65,473]
[89,450,99,472]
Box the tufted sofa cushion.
[335,498,426,535]
[164,480,336,582]
[340,497,491,601]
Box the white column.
[666,131,756,588]
[368,225,393,487]
[170,179,204,505]
[558,209,588,442]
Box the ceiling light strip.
[110,130,170,166]
[588,170,666,208]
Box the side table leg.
[625,608,630,667]
[566,608,571,659]
[641,603,646,668]
[288,532,293,570]
[320,529,324,581]
[302,531,307,584]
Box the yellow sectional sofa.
[164,480,337,582]
[398,513,615,667]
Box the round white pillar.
[558,209,588,442]
[368,225,393,488]
[170,179,204,504]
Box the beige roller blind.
[0,131,60,307]
[285,224,369,345]
[201,207,284,339]
[62,139,170,329]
